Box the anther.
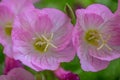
[41,33,57,51]
[88,36,95,40]
[97,34,112,51]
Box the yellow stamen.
[88,36,96,40]
[4,22,12,36]
[41,33,57,48]
[97,34,112,51]
[34,33,57,52]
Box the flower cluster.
[0,0,120,79]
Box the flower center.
[33,33,57,53]
[4,22,12,36]
[85,30,100,46]
[84,29,112,51]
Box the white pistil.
[97,34,112,51]
[88,32,98,40]
[34,33,57,52]
[39,33,57,51]
[41,33,57,48]
[88,36,95,40]
[36,41,46,45]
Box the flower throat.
[5,22,12,36]
[33,33,57,53]
[84,29,112,51]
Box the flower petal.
[89,15,120,61]
[8,68,35,80]
[42,8,71,32]
[35,14,53,34]
[42,8,74,49]
[12,26,41,71]
[76,9,104,31]
[31,53,60,70]
[86,4,114,21]
[89,47,120,61]
[115,0,120,15]
[52,42,75,63]
[0,5,14,26]
[12,8,75,71]
[73,24,109,71]
[102,15,120,46]
[0,5,14,58]
[77,47,109,72]
[31,42,75,70]
[1,0,35,14]
[4,56,23,74]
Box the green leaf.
[64,3,76,25]
[0,44,4,64]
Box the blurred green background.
[36,0,118,12]
[0,0,120,80]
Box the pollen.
[33,33,57,53]
[97,34,112,51]
[84,29,100,46]
[84,29,112,51]
[4,22,12,36]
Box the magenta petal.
[63,72,80,80]
[54,67,80,80]
[4,56,23,74]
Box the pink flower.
[0,68,35,80]
[4,56,23,74]
[115,0,120,15]
[0,5,14,57]
[73,4,120,71]
[12,8,75,71]
[0,0,35,58]
[1,0,35,14]
[54,67,80,80]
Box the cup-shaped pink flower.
[12,8,75,71]
[0,0,35,58]
[0,68,35,80]
[73,4,120,72]
[0,5,14,57]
